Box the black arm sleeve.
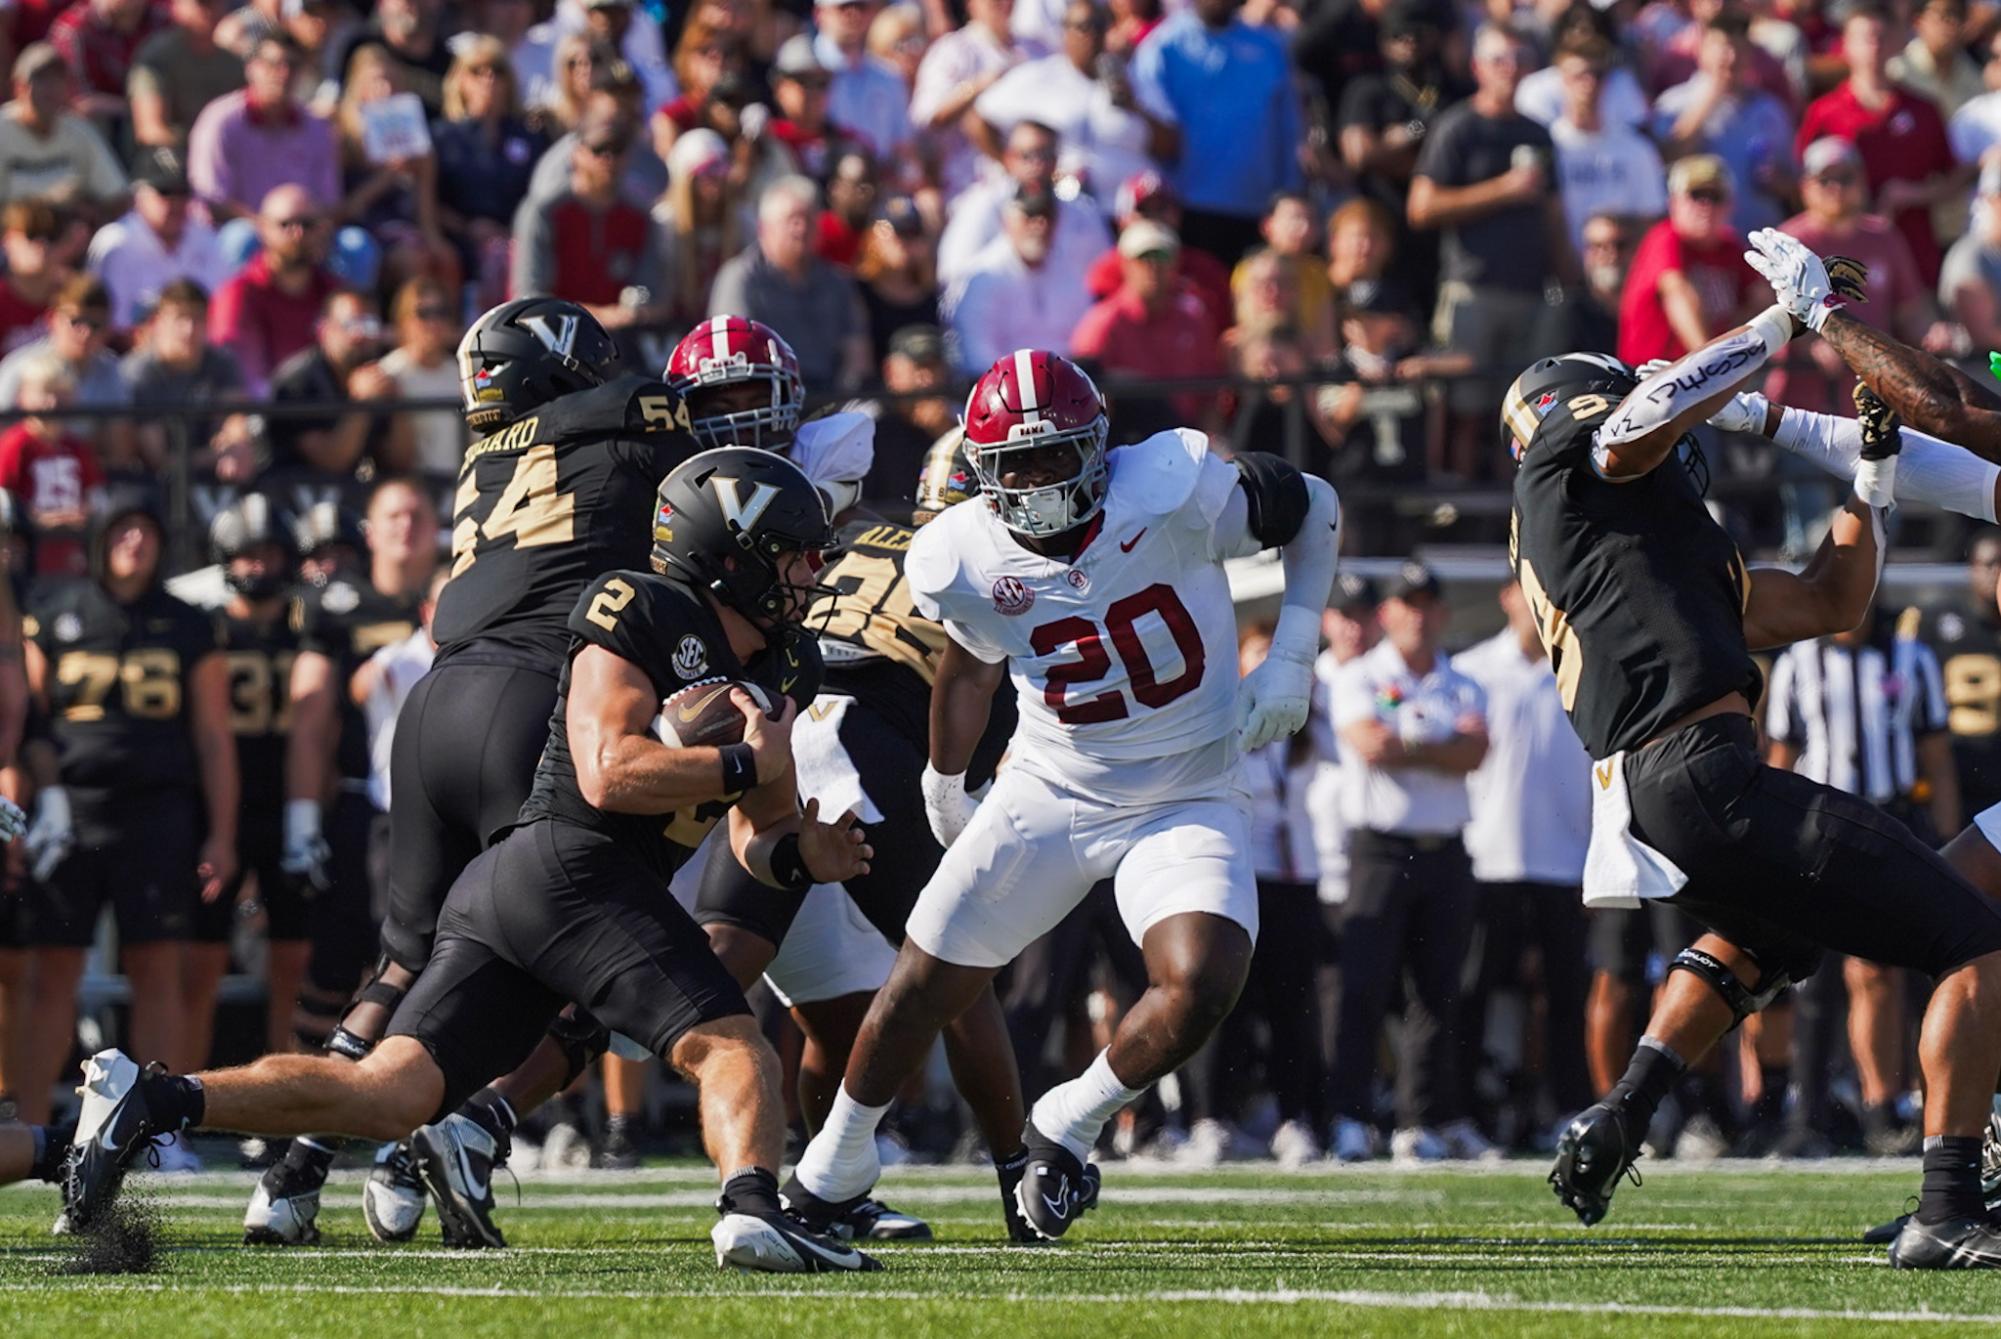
[1235,452,1311,550]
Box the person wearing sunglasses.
[0,275,134,468]
[1614,155,1761,373]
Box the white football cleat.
[244,1172,322,1245]
[1391,1126,1450,1164]
[363,1141,427,1243]
[711,1211,881,1273]
[1269,1119,1324,1168]
[148,1131,203,1174]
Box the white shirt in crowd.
[377,346,467,476]
[815,31,913,158]
[1331,638,1486,837]
[974,53,1175,211]
[1516,62,1650,129]
[86,211,231,330]
[911,26,1045,201]
[1453,627,1592,885]
[943,233,1099,373]
[1549,117,1666,255]
[363,625,437,811]
[936,177,1110,285]
[1307,646,1352,903]
[1243,735,1323,884]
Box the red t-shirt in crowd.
[1070,284,1223,421]
[1762,212,1922,415]
[815,213,863,268]
[1794,83,1953,284]
[0,279,47,355]
[208,252,340,396]
[539,196,656,305]
[0,423,102,578]
[1617,219,1756,367]
[1085,245,1233,337]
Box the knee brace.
[1666,947,1796,1029]
[325,962,410,1061]
[546,1007,611,1086]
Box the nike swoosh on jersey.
[1119,528,1147,553]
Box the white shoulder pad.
[1107,428,1233,525]
[905,500,984,623]
[790,410,877,488]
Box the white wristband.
[284,798,322,845]
[1854,455,1898,510]
[1747,304,1795,359]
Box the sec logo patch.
[992,576,1034,616]
[673,634,709,678]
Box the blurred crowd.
[4,0,2001,1168]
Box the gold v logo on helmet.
[711,477,781,535]
[518,313,580,358]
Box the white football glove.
[921,764,980,849]
[1744,228,1843,332]
[1708,389,1770,435]
[280,799,333,895]
[25,785,72,884]
[1236,647,1314,751]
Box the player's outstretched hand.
[0,794,25,845]
[1745,228,1844,332]
[1237,647,1314,751]
[1854,384,1903,460]
[798,797,872,882]
[735,687,796,786]
[921,764,980,848]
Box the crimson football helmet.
[961,350,1110,537]
[664,316,806,451]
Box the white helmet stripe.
[711,318,729,364]
[1013,348,1041,423]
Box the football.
[651,677,780,749]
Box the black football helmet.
[651,447,835,626]
[89,483,166,585]
[1499,352,1636,462]
[211,493,297,600]
[911,426,979,526]
[292,499,368,564]
[457,297,620,434]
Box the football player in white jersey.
[781,349,1341,1240]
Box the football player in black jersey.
[690,429,1033,1241]
[1510,268,2001,1267]
[65,449,880,1274]
[248,297,702,1246]
[280,478,433,1060]
[15,489,238,1157]
[188,496,308,1077]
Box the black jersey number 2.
[450,443,577,577]
[1029,584,1205,725]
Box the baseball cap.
[1117,218,1179,260]
[889,323,945,363]
[1802,135,1862,179]
[1115,169,1173,223]
[1667,153,1733,197]
[774,33,828,77]
[1333,571,1380,614]
[132,146,189,195]
[667,126,729,179]
[1381,0,1439,38]
[1385,559,1443,602]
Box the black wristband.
[769,831,813,891]
[720,742,757,794]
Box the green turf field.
[2,1160,1994,1337]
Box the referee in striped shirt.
[1763,598,1959,1155]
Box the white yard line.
[5,1280,1985,1322]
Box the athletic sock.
[1029,1050,1147,1163]
[1916,1134,1987,1225]
[720,1166,782,1216]
[459,1087,518,1149]
[794,1085,889,1202]
[1606,1036,1685,1145]
[139,1072,204,1131]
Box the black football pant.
[1330,832,1476,1129]
[382,659,559,972]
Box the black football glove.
[1854,383,1903,461]
[1824,254,1871,306]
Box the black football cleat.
[1014,1121,1101,1242]
[1862,1212,1911,1246]
[716,1184,881,1274]
[1549,1102,1642,1227]
[244,1155,327,1245]
[837,1197,931,1241]
[1889,1214,2001,1269]
[996,1150,1043,1244]
[410,1114,508,1248]
[63,1056,168,1231]
[778,1172,873,1234]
